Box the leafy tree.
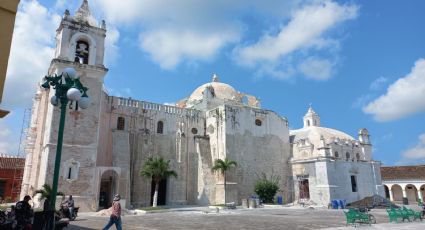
[254,173,280,203]
[34,184,64,201]
[140,156,177,207]
[212,158,237,203]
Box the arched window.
[334,151,339,158]
[64,159,79,180]
[346,152,350,161]
[75,40,89,64]
[117,117,125,130]
[356,153,360,161]
[255,119,262,126]
[307,120,310,126]
[157,121,164,134]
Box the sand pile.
[347,195,399,209]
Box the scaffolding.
[10,108,31,201]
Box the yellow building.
[0,0,20,118]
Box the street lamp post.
[41,67,90,229]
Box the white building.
[21,0,384,211]
[381,165,425,205]
[290,107,384,205]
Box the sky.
[1,0,424,166]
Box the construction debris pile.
[347,195,399,209]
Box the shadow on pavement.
[67,225,97,230]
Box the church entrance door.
[299,179,310,200]
[99,170,119,210]
[151,179,167,206]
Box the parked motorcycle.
[58,204,79,221]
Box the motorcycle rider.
[62,195,75,219]
[15,195,33,229]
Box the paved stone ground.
[68,207,425,230]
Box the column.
[402,189,408,205]
[389,187,394,201]
[418,190,423,202]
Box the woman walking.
[102,194,122,230]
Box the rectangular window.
[351,175,358,192]
[68,168,72,180]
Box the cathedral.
[21,1,384,211]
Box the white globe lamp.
[78,96,90,109]
[63,67,78,80]
[67,88,82,101]
[50,95,59,106]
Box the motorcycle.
[0,209,17,229]
[58,204,79,221]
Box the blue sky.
[1,0,425,166]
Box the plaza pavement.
[68,206,425,230]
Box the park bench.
[402,206,422,221]
[343,208,372,226]
[386,207,409,222]
[386,206,422,223]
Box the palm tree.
[212,157,237,204]
[34,184,64,201]
[140,156,177,207]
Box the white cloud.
[0,116,19,155]
[3,0,60,108]
[104,26,120,65]
[369,76,387,91]
[107,87,133,98]
[234,0,357,74]
[298,57,334,80]
[140,29,240,69]
[363,59,425,121]
[90,0,301,70]
[399,133,425,164]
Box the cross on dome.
[212,73,220,82]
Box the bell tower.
[303,105,321,128]
[54,0,106,67]
[21,0,109,211]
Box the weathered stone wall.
[106,98,206,207]
[223,105,292,204]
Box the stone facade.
[290,107,384,206]
[21,1,383,211]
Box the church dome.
[187,74,240,103]
[290,126,355,143]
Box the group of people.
[1,193,122,229]
[1,194,76,229]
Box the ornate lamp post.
[41,67,89,228]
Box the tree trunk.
[153,182,159,207]
[223,171,226,204]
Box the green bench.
[386,207,423,223]
[343,208,373,226]
[403,206,423,221]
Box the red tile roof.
[381,165,425,181]
[0,154,25,169]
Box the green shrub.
[254,173,280,203]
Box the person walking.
[102,194,122,230]
[15,195,33,230]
